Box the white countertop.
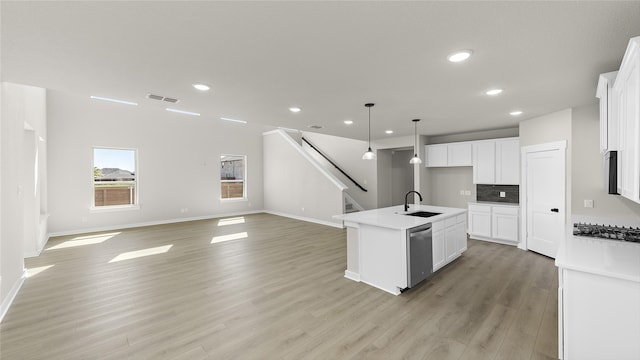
[333,204,466,230]
[555,235,640,283]
[468,201,520,207]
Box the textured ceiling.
[3,1,640,140]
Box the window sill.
[90,205,140,213]
[220,198,248,203]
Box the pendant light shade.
[362,103,376,160]
[409,119,422,164]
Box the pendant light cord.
[368,106,371,148]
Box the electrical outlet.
[464,190,471,196]
[459,190,465,195]
[499,191,506,198]
[584,199,594,208]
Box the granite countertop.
[555,235,640,283]
[333,204,466,230]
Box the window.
[220,155,246,199]
[93,147,137,208]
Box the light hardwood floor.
[0,213,558,359]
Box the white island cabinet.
[556,236,640,360]
[334,205,467,295]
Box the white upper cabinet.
[472,137,520,185]
[495,138,520,185]
[425,144,448,167]
[448,142,473,166]
[613,37,640,204]
[596,71,618,154]
[425,142,472,167]
[472,141,496,183]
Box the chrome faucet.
[404,190,423,212]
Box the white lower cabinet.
[432,228,445,271]
[433,214,467,271]
[468,202,519,245]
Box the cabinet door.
[495,138,520,185]
[456,215,468,253]
[432,229,445,271]
[468,210,491,238]
[444,224,463,262]
[617,52,640,203]
[426,144,448,167]
[448,142,472,166]
[491,207,519,242]
[473,141,496,184]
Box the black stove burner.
[573,223,640,243]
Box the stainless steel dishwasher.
[407,223,433,288]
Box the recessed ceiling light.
[166,108,200,116]
[90,96,138,106]
[509,110,523,116]
[385,130,394,134]
[289,107,301,113]
[192,83,211,91]
[220,117,247,124]
[485,88,503,96]
[344,120,353,125]
[447,50,473,63]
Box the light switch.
[584,199,594,208]
[464,190,471,196]
[499,191,506,198]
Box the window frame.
[220,154,247,201]
[90,146,140,211]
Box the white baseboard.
[469,235,518,247]
[263,211,344,229]
[0,270,26,323]
[344,270,361,282]
[48,210,264,238]
[24,234,49,258]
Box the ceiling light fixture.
[385,130,394,134]
[485,88,503,96]
[193,83,211,91]
[344,120,354,125]
[289,107,301,113]
[220,117,247,124]
[447,50,473,63]
[409,119,422,164]
[166,108,200,116]
[90,96,138,106]
[509,110,523,116]
[362,103,376,160]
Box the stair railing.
[301,137,368,192]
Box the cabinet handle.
[550,208,559,213]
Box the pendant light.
[362,103,376,160]
[409,119,422,164]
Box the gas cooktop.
[573,223,640,243]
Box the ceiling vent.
[146,93,180,103]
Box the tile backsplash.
[476,184,519,203]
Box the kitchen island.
[334,204,467,295]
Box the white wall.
[1,83,35,318]
[47,90,265,235]
[263,130,346,227]
[391,149,414,206]
[520,108,573,222]
[571,103,640,219]
[301,131,377,210]
[429,167,475,208]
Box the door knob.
[550,208,559,213]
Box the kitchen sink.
[404,211,441,218]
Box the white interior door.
[524,144,566,258]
